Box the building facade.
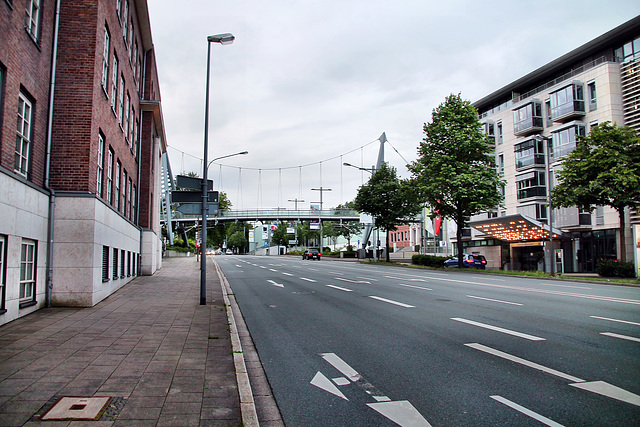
[468,16,640,273]
[0,0,166,325]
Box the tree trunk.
[617,206,627,263]
[456,216,464,269]
[386,230,391,262]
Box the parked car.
[225,249,233,255]
[302,249,321,260]
[444,254,487,269]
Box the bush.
[412,254,448,268]
[596,259,637,278]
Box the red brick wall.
[0,0,56,188]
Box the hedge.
[411,254,449,268]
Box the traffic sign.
[176,175,213,192]
[175,203,219,215]
[172,190,219,204]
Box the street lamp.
[206,150,248,171]
[343,162,375,174]
[201,32,234,305]
[535,135,556,276]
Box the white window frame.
[118,75,125,128]
[116,0,122,23]
[122,1,129,39]
[122,169,127,214]
[125,92,130,141]
[107,148,114,203]
[15,93,32,177]
[25,0,41,41]
[97,133,105,196]
[127,178,132,219]
[132,184,136,222]
[111,55,118,111]
[101,27,110,92]
[19,240,36,302]
[115,161,121,210]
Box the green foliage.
[411,254,448,268]
[271,222,291,248]
[408,93,504,265]
[551,122,640,262]
[596,259,636,278]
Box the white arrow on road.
[310,371,348,401]
[367,401,433,427]
[267,280,284,288]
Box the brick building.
[0,0,166,325]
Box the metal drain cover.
[42,397,111,420]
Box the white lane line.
[259,266,267,269]
[300,277,317,282]
[453,318,545,341]
[467,295,523,306]
[329,271,345,275]
[269,268,278,272]
[320,353,361,381]
[335,277,371,284]
[491,396,565,427]
[357,276,378,281]
[590,316,640,326]
[570,381,640,407]
[309,268,319,271]
[600,332,640,343]
[267,280,284,288]
[282,272,293,276]
[534,283,591,289]
[397,283,433,291]
[235,265,243,268]
[384,275,429,283]
[369,296,415,308]
[327,285,353,292]
[465,343,585,383]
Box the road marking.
[269,268,278,272]
[267,280,284,288]
[282,272,293,276]
[466,295,523,306]
[590,316,640,326]
[309,268,319,271]
[300,277,316,282]
[335,277,371,284]
[329,271,344,275]
[465,343,585,383]
[491,395,565,427]
[311,372,348,400]
[326,285,353,292]
[569,380,640,407]
[369,296,415,308]
[332,377,350,386]
[453,318,545,341]
[534,283,591,289]
[367,401,433,427]
[259,266,267,269]
[397,283,433,291]
[385,275,429,283]
[600,332,640,343]
[357,276,378,281]
[320,353,361,381]
[235,265,242,268]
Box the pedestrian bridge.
[168,208,361,224]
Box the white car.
[225,249,233,255]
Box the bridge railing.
[172,208,360,221]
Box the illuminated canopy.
[469,214,562,242]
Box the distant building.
[467,16,640,272]
[390,224,421,250]
[0,0,167,325]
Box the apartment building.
[468,15,640,273]
[0,0,166,325]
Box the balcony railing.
[551,100,585,121]
[514,116,544,136]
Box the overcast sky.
[147,0,640,211]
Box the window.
[112,248,118,279]
[130,107,135,144]
[514,138,545,170]
[122,169,127,214]
[101,26,110,92]
[19,240,36,302]
[15,93,33,177]
[111,54,118,111]
[496,121,503,144]
[132,184,136,222]
[107,148,114,203]
[25,0,41,41]
[550,83,585,121]
[122,1,129,39]
[0,235,6,310]
[482,121,495,145]
[587,81,597,111]
[102,246,109,282]
[127,251,131,276]
[115,160,121,210]
[118,75,125,127]
[512,100,543,135]
[128,23,134,63]
[551,123,586,159]
[497,153,504,175]
[97,133,105,196]
[133,40,139,81]
[120,250,125,277]
[127,178,132,219]
[516,171,546,200]
[124,92,130,141]
[116,0,122,22]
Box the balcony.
[512,100,544,136]
[514,138,546,170]
[550,82,586,122]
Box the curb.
[214,260,259,427]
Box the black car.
[302,249,321,260]
[444,254,487,269]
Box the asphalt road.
[215,255,640,426]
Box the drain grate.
[33,396,126,422]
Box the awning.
[469,214,562,242]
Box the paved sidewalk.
[0,257,241,426]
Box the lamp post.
[536,135,555,276]
[311,187,331,251]
[201,33,234,305]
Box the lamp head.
[207,33,235,45]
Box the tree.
[408,93,504,268]
[550,122,640,262]
[353,163,421,262]
[334,202,361,249]
[271,222,291,248]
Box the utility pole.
[311,187,331,251]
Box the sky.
[147,0,640,211]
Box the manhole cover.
[41,397,111,421]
